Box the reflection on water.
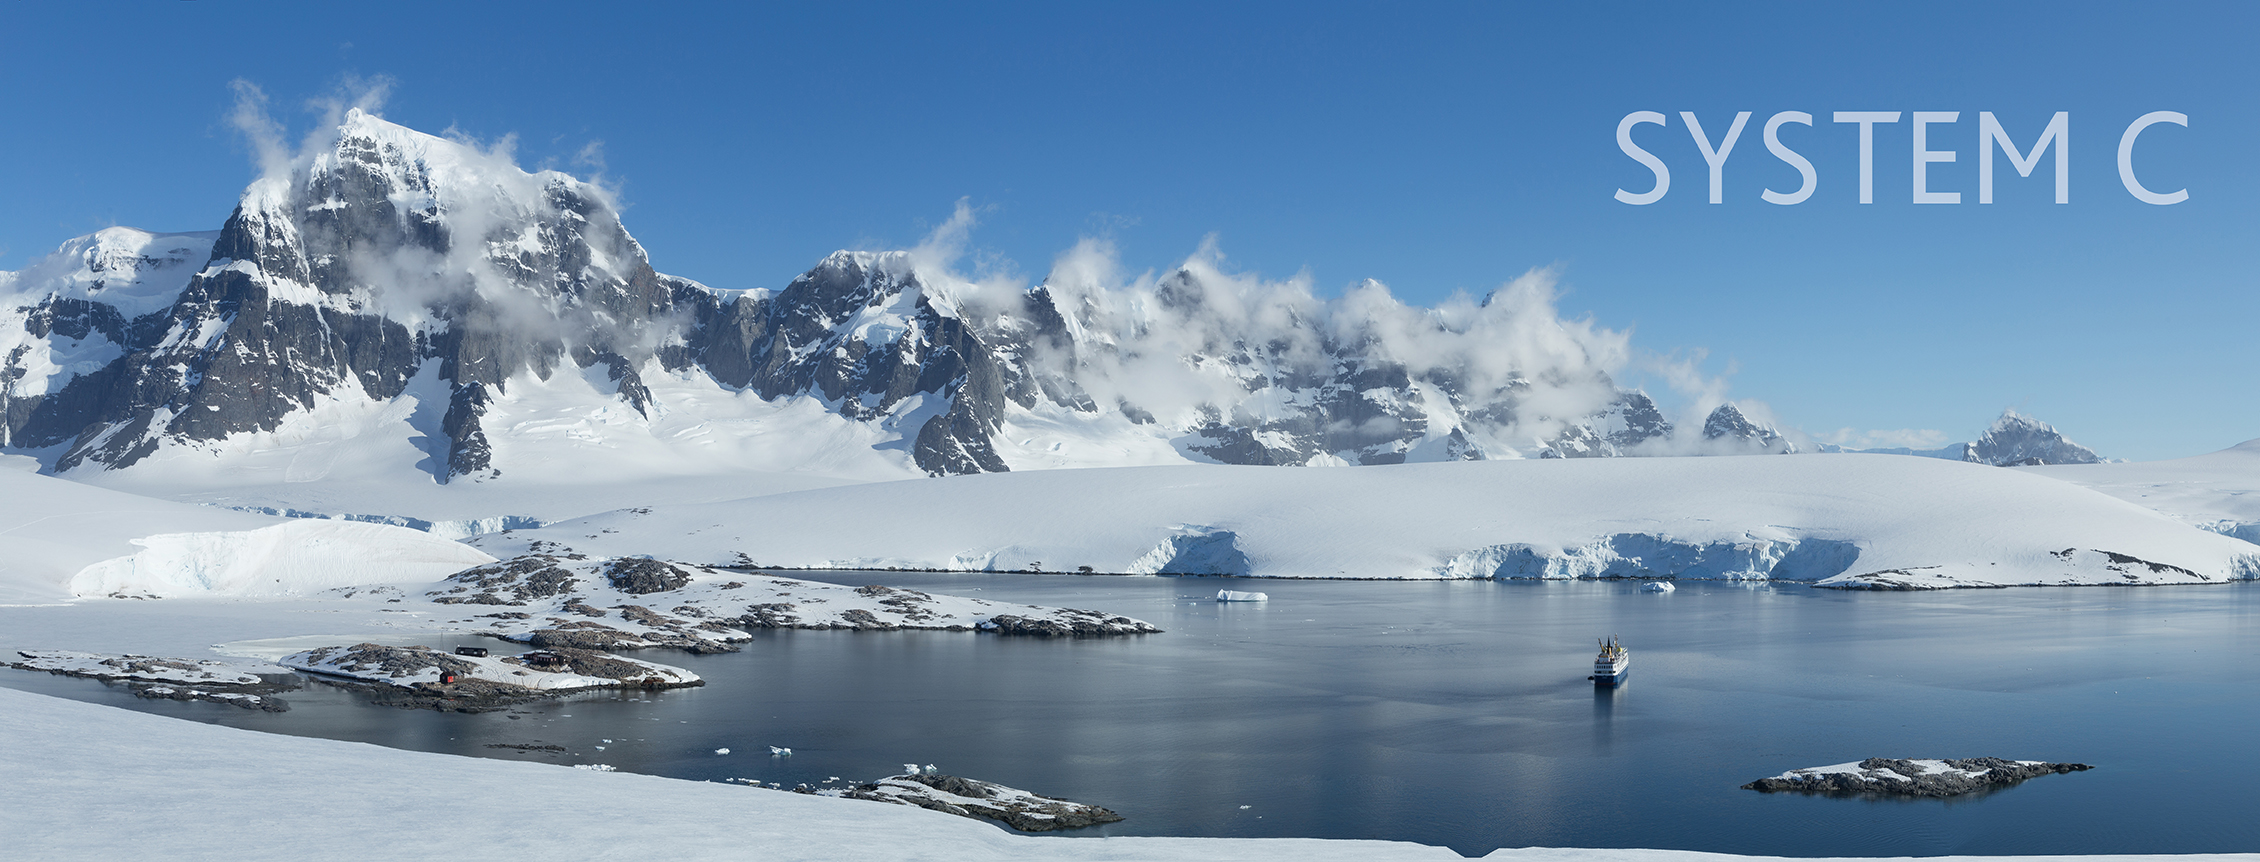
[8,576,2260,857]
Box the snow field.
[475,454,2260,588]
[67,518,495,599]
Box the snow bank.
[0,466,281,602]
[2027,438,2260,541]
[67,519,495,598]
[472,455,2260,588]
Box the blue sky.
[0,2,2252,459]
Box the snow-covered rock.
[829,772,1124,832]
[1742,757,2092,796]
[281,642,697,691]
[427,553,1160,647]
[7,649,286,686]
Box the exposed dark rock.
[484,742,568,753]
[605,558,692,594]
[430,555,580,605]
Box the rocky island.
[1743,757,2093,797]
[6,650,297,711]
[425,552,1161,653]
[280,643,701,712]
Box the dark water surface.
[10,575,2260,857]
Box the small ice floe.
[923,764,938,774]
[904,762,920,774]
[1641,582,1675,593]
[573,763,618,772]
[770,746,792,756]
[715,748,731,755]
[1216,590,1268,602]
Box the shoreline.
[4,686,2248,862]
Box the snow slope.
[7,687,2243,862]
[470,454,2260,588]
[2025,438,2260,544]
[65,357,898,532]
[0,459,279,602]
[0,457,493,602]
[67,519,494,599]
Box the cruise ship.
[1589,636,1629,686]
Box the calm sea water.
[10,575,2260,857]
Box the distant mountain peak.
[1965,409,2100,466]
[1702,403,1795,454]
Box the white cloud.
[1819,427,1952,451]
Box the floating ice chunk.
[573,764,617,772]
[1216,590,1268,602]
[715,748,731,755]
[923,764,937,774]
[903,763,919,774]
[1641,582,1675,593]
[769,746,792,756]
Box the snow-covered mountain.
[0,110,1784,491]
[1840,410,2102,466]
[1959,409,2101,466]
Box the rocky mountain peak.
[1702,403,1795,454]
[1965,409,2101,466]
[2,111,1806,483]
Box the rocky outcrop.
[6,649,298,711]
[831,773,1124,832]
[604,558,693,594]
[281,643,701,712]
[1743,757,2092,796]
[426,554,1161,647]
[978,611,1160,637]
